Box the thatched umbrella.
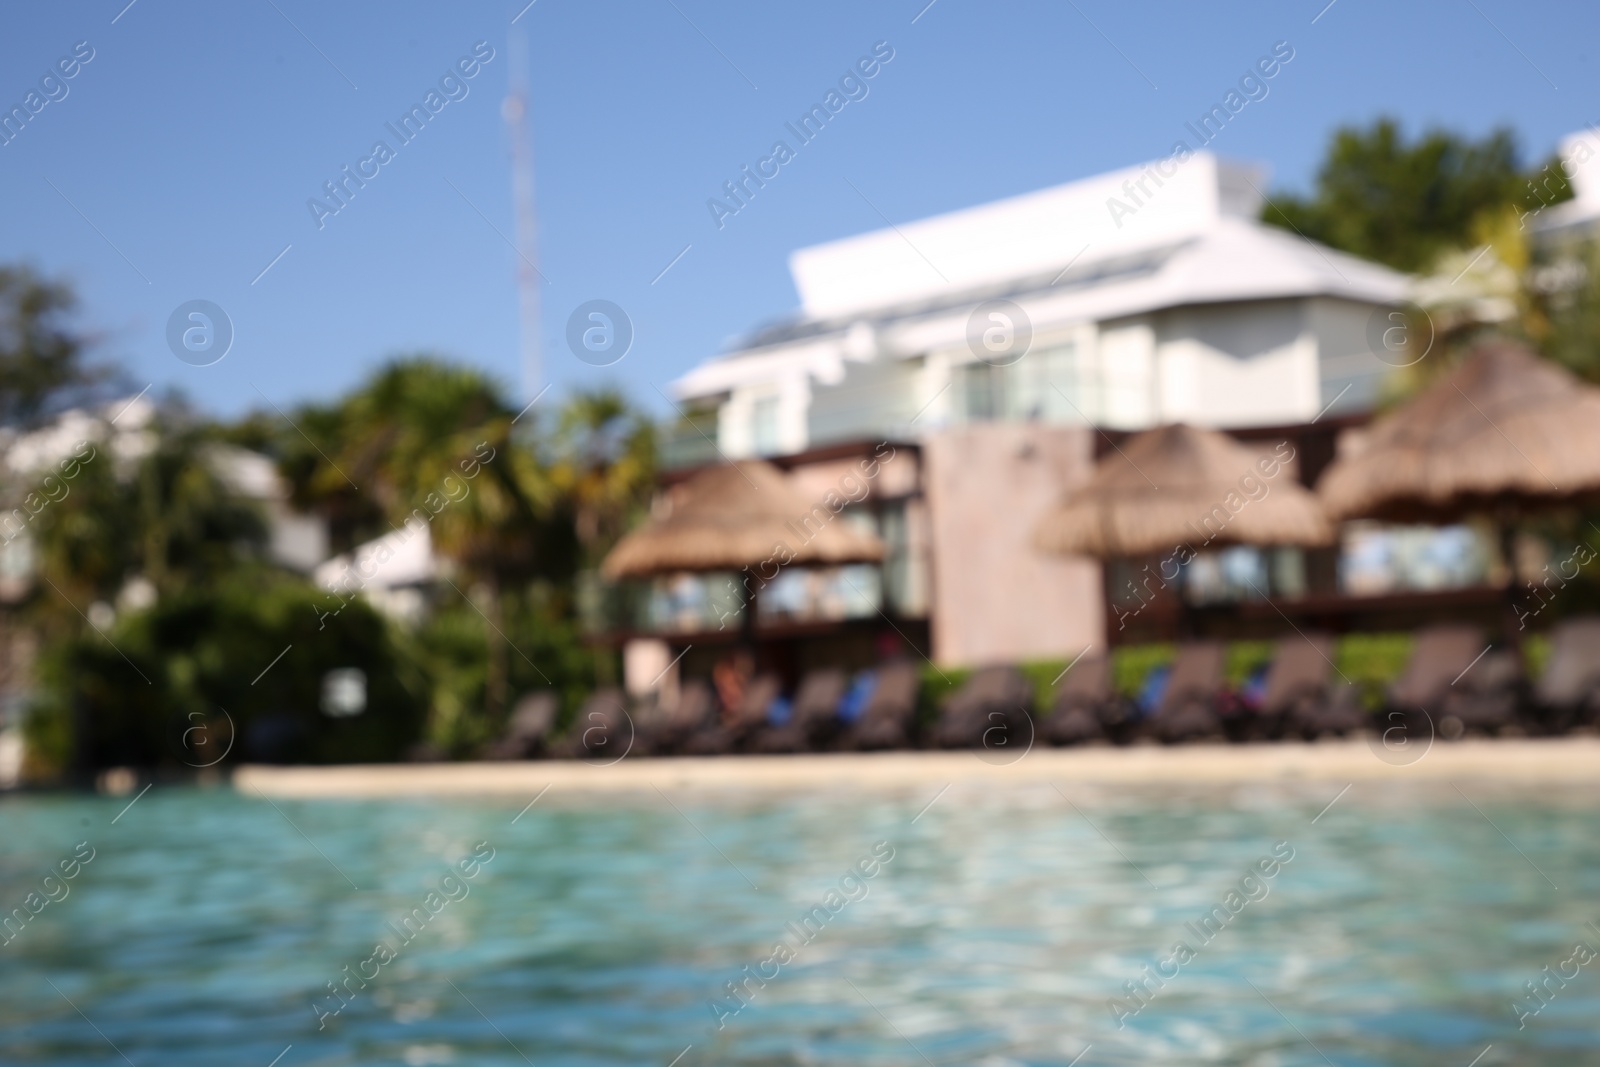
[603,459,883,578]
[1035,423,1333,558]
[1317,339,1600,646]
[602,459,883,646]
[1319,340,1600,522]
[1035,423,1332,637]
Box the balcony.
[658,408,722,470]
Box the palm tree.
[412,409,557,721]
[548,388,656,567]
[279,358,566,722]
[546,389,656,685]
[249,402,384,557]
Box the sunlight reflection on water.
[1,779,1597,1065]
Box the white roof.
[675,211,1408,401]
[790,153,1267,319]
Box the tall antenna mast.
[503,29,542,402]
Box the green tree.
[0,267,109,428]
[1523,191,1600,383]
[233,403,384,557]
[28,570,425,774]
[19,409,384,776]
[548,387,656,568]
[277,357,574,723]
[545,388,656,686]
[28,416,267,608]
[1262,118,1560,273]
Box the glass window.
[961,363,1003,421]
[1339,523,1490,596]
[879,501,929,617]
[751,395,781,456]
[1024,343,1084,422]
[958,342,1083,424]
[754,564,881,625]
[1182,546,1270,605]
[642,572,744,633]
[829,564,882,618]
[757,567,810,620]
[1270,546,1308,600]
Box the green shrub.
[1111,644,1175,697]
[27,569,427,774]
[917,662,969,725]
[400,582,594,755]
[1225,641,1277,687]
[1523,633,1551,681]
[1334,633,1414,690]
[815,627,1575,741]
[1020,658,1070,713]
[912,630,1554,729]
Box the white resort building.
[613,152,1413,685]
[670,152,1405,461]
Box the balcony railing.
[658,411,723,470]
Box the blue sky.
[0,0,1594,419]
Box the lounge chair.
[1389,624,1486,707]
[930,665,1033,749]
[1529,616,1600,733]
[684,674,782,754]
[1256,635,1365,740]
[837,661,921,750]
[1216,657,1271,742]
[1384,624,1491,738]
[637,679,716,755]
[1148,642,1226,744]
[1438,648,1520,735]
[750,668,848,753]
[1040,655,1128,745]
[482,691,559,759]
[560,688,632,760]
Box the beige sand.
[233,736,1600,797]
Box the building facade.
[639,153,1409,673]
[670,153,1407,465]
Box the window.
[1027,343,1085,422]
[958,342,1083,423]
[751,395,781,455]
[1183,546,1270,605]
[755,565,881,624]
[1339,523,1489,596]
[642,572,744,633]
[961,363,1003,421]
[880,500,929,617]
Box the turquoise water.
[2,780,1598,1065]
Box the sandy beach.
[232,736,1600,797]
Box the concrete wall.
[1309,295,1397,416]
[806,354,922,447]
[718,371,810,458]
[1094,316,1159,429]
[921,423,1102,667]
[1154,299,1319,426]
